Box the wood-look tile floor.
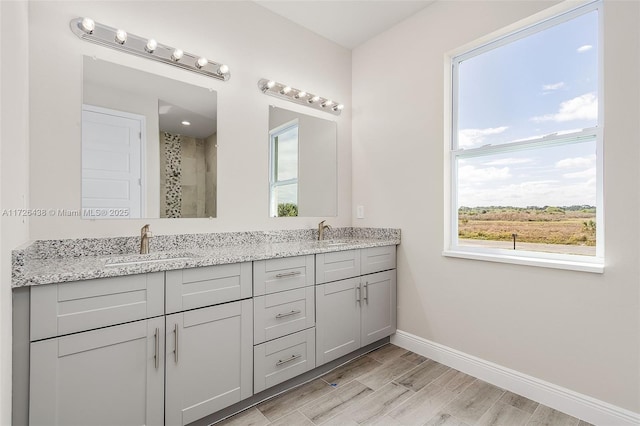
[217,344,595,426]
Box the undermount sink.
[104,252,195,268]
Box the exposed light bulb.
[218,64,229,74]
[181,121,191,126]
[333,104,345,111]
[309,95,320,103]
[281,86,292,95]
[171,49,183,61]
[115,29,127,44]
[81,17,95,34]
[145,39,157,53]
[196,57,208,69]
[295,91,307,99]
[266,80,275,89]
[322,100,334,108]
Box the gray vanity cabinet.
[165,299,253,426]
[316,246,397,366]
[29,317,165,426]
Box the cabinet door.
[165,299,253,426]
[315,278,361,366]
[361,270,397,346]
[29,318,164,426]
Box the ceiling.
[254,1,435,49]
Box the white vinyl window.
[269,120,299,217]
[446,1,603,272]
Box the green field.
[458,206,596,246]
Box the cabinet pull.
[364,281,369,304]
[275,271,302,278]
[154,327,159,370]
[356,285,361,304]
[173,323,179,364]
[276,354,301,366]
[276,310,302,319]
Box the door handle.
[173,323,179,364]
[154,327,159,370]
[275,271,302,278]
[276,354,301,366]
[364,281,369,304]
[276,310,302,319]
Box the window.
[270,120,299,217]
[447,1,603,272]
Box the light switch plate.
[356,205,365,219]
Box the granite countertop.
[12,228,400,287]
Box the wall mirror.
[269,106,337,217]
[82,56,217,219]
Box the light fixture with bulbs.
[258,78,344,115]
[70,17,230,81]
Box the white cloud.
[531,93,597,123]
[542,82,565,91]
[555,155,596,169]
[458,165,511,182]
[458,126,508,148]
[483,158,534,166]
[563,167,596,179]
[577,44,593,53]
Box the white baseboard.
[391,330,640,426]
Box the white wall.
[28,1,352,239]
[353,0,639,413]
[0,2,30,424]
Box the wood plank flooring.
[217,344,594,426]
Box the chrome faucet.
[318,220,332,241]
[140,224,153,254]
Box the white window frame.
[269,119,299,217]
[443,0,604,273]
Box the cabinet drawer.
[254,287,315,344]
[316,250,361,284]
[166,262,252,314]
[361,245,396,275]
[253,255,314,296]
[30,272,164,341]
[254,328,316,393]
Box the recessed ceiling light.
[181,121,191,126]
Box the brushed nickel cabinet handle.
[364,281,369,304]
[356,284,361,304]
[276,310,302,319]
[174,323,179,364]
[154,327,159,370]
[276,354,301,366]
[275,271,302,278]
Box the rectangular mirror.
[269,106,337,217]
[82,56,217,219]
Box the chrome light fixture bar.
[70,17,230,81]
[258,78,343,116]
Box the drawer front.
[166,262,252,314]
[30,272,164,341]
[254,287,315,345]
[253,255,315,296]
[254,328,316,394]
[361,245,397,275]
[315,250,361,284]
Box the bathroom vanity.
[12,228,399,426]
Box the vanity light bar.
[258,78,343,116]
[70,17,230,81]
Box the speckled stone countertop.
[12,227,400,287]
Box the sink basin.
[104,252,195,268]
[317,240,352,247]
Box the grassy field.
[458,206,596,246]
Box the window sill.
[442,250,604,274]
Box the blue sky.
[457,9,598,208]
